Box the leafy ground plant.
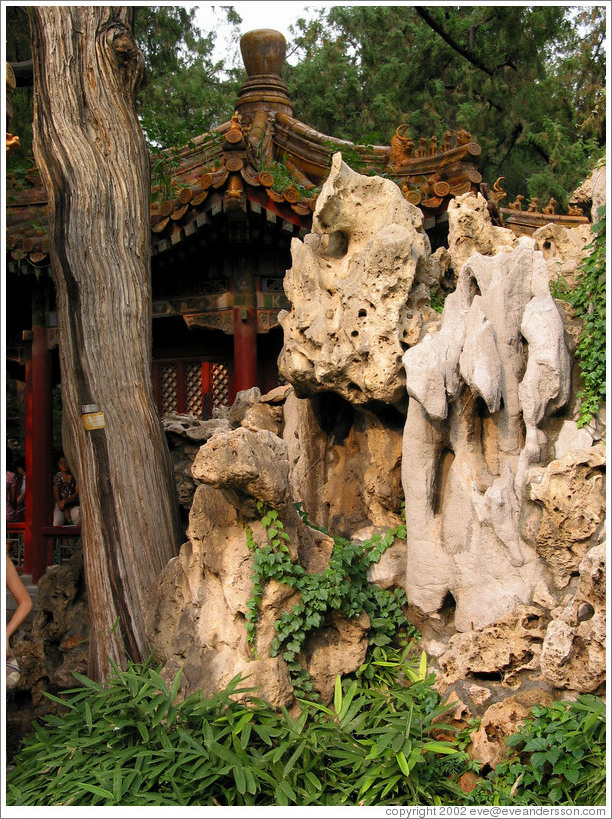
[465,695,606,806]
[7,653,470,807]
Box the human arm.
[6,555,33,655]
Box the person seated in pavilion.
[52,455,80,526]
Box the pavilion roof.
[5,29,588,274]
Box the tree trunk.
[30,6,182,680]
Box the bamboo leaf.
[396,750,411,776]
[334,675,343,715]
[75,782,115,801]
[233,765,246,795]
[244,766,258,795]
[169,667,182,702]
[421,741,458,755]
[283,740,306,779]
[418,651,428,680]
[136,722,149,742]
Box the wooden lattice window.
[160,363,178,416]
[153,359,232,419]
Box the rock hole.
[358,309,367,318]
[311,392,355,444]
[433,447,455,516]
[521,614,541,630]
[471,670,504,682]
[577,602,595,622]
[320,230,349,259]
[522,651,534,664]
[351,330,359,337]
[365,401,406,430]
[439,590,456,617]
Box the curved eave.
[500,207,590,236]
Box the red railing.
[6,522,26,569]
[7,521,80,577]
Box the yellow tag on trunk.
[82,411,106,430]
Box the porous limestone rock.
[447,191,519,274]
[591,164,606,219]
[278,152,434,409]
[14,551,89,705]
[147,424,370,706]
[301,610,370,704]
[532,222,591,291]
[435,605,547,691]
[540,543,606,692]
[553,420,594,459]
[571,163,606,220]
[163,412,230,510]
[402,237,571,631]
[283,389,404,537]
[241,387,288,435]
[192,426,291,511]
[227,386,262,428]
[468,690,554,771]
[525,443,605,588]
[146,481,297,708]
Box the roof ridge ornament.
[236,30,293,118]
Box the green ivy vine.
[245,502,416,700]
[569,206,606,427]
[551,205,606,427]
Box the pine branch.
[415,7,494,77]
[496,122,524,170]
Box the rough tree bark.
[30,6,182,679]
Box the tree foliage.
[6,5,605,202]
[5,5,243,159]
[284,5,606,204]
[134,5,243,148]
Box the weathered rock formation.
[283,389,405,538]
[402,229,571,631]
[146,163,605,718]
[525,443,605,588]
[532,222,592,291]
[571,162,606,220]
[446,191,519,273]
[145,420,371,706]
[11,550,89,707]
[278,152,436,409]
[540,543,606,692]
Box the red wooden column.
[24,297,53,582]
[233,266,257,393]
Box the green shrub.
[7,651,469,807]
[465,695,606,806]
